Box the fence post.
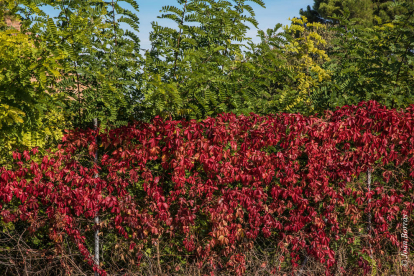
[94,118,100,276]
[367,168,374,266]
[296,254,308,276]
[367,168,371,234]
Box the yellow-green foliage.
[280,16,331,112]
[0,1,67,162]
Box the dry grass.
[0,229,412,276]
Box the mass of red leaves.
[1,101,413,275]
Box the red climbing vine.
[1,101,413,275]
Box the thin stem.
[367,168,371,233]
[173,0,187,79]
[94,117,100,276]
[112,0,117,47]
[367,168,374,267]
[156,237,162,275]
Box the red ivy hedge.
[1,101,413,275]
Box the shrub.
[1,101,413,275]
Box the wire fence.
[1,224,414,276]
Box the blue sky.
[42,0,314,50]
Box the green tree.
[140,0,267,119]
[311,1,414,111]
[47,0,142,129]
[0,0,142,164]
[300,0,412,26]
[140,1,333,118]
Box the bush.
[1,101,413,275]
